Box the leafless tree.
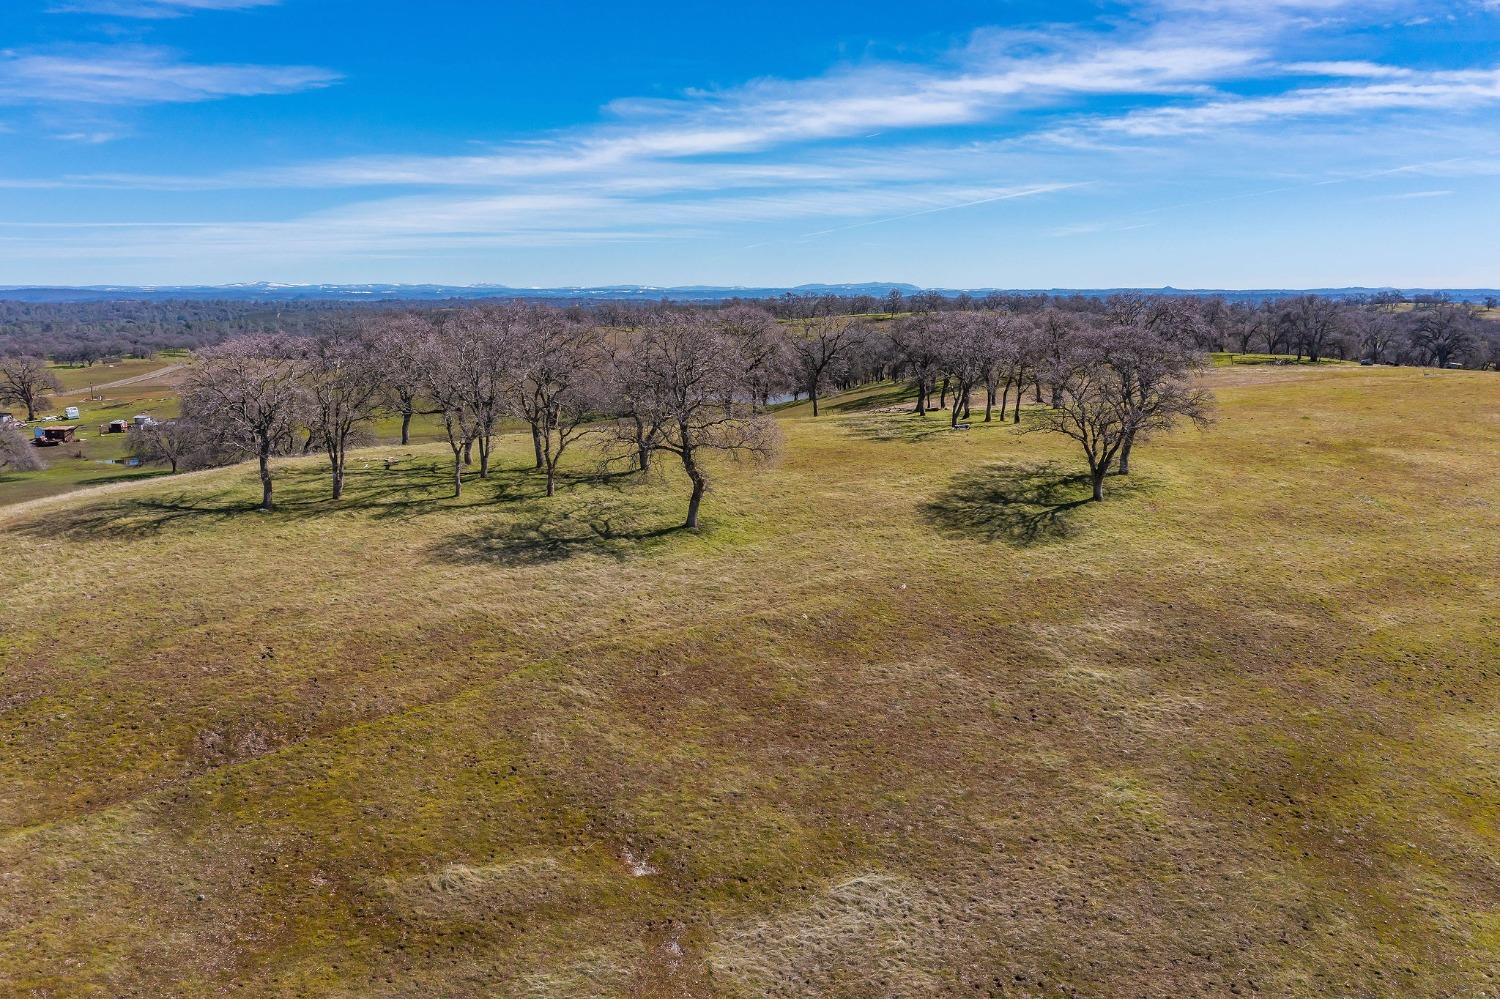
[933,313,992,427]
[1032,308,1081,409]
[1407,303,1477,368]
[1097,322,1213,475]
[181,336,307,511]
[604,312,780,529]
[787,315,858,416]
[296,332,386,500]
[372,313,431,445]
[0,423,41,471]
[126,417,222,474]
[1279,296,1342,363]
[507,310,607,497]
[1354,310,1401,364]
[718,306,791,409]
[603,334,666,474]
[418,321,488,498]
[1232,306,1269,355]
[1030,325,1212,501]
[0,356,62,421]
[887,316,943,415]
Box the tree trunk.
[685,475,706,530]
[810,388,820,417]
[532,424,544,469]
[939,377,949,408]
[400,410,412,446]
[544,434,556,496]
[478,435,491,480]
[258,450,274,512]
[632,417,650,472]
[332,454,345,500]
[452,452,463,498]
[1118,433,1135,475]
[1091,466,1106,502]
[984,385,995,422]
[462,438,473,466]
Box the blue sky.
[1,0,1498,288]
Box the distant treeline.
[1,291,1497,371]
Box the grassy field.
[4,355,458,509]
[1210,352,1348,367]
[0,367,185,506]
[47,354,185,394]
[1,365,1497,997]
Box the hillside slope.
[2,366,1497,997]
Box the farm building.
[33,426,78,446]
[103,419,129,434]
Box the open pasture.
[1,364,1497,997]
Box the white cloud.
[1077,68,1500,137]
[0,45,339,105]
[1281,61,1414,78]
[6,0,1499,281]
[50,0,279,17]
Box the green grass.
[48,355,181,392]
[1,382,182,505]
[1,365,1498,996]
[1211,351,1351,366]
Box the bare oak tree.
[181,336,307,512]
[0,423,41,471]
[0,356,62,422]
[1408,303,1477,368]
[418,322,487,498]
[126,418,223,474]
[1279,296,1342,363]
[372,313,431,445]
[719,306,791,409]
[1030,326,1212,501]
[507,309,607,497]
[605,312,779,529]
[787,315,858,416]
[297,332,386,500]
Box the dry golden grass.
[1,365,1497,997]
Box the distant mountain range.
[1,282,1496,305]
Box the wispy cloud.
[0,45,338,106]
[1371,188,1456,199]
[1072,67,1500,138]
[49,0,279,18]
[5,0,1498,281]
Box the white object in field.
[65,406,81,420]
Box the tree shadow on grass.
[6,458,647,543]
[5,491,251,541]
[6,462,462,540]
[842,411,964,444]
[825,384,918,414]
[922,461,1149,546]
[428,498,683,567]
